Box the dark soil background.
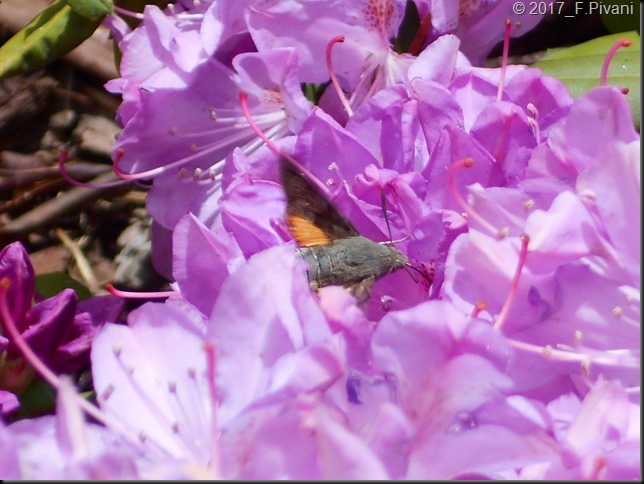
[1,0,159,299]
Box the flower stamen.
[447,157,501,237]
[113,5,145,20]
[472,300,487,318]
[493,233,529,331]
[601,38,632,87]
[508,338,639,375]
[105,284,177,299]
[239,92,330,195]
[496,19,511,102]
[58,150,131,189]
[326,35,354,117]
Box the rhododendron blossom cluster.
[1,0,639,479]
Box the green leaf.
[66,0,113,20]
[0,0,113,80]
[301,81,330,105]
[35,272,92,301]
[14,378,56,418]
[533,31,640,129]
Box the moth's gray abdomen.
[297,236,408,293]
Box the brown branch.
[0,160,110,190]
[0,171,127,245]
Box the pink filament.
[493,233,529,331]
[496,19,511,102]
[326,35,354,117]
[105,283,178,299]
[601,39,632,87]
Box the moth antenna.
[379,192,416,284]
[380,186,411,246]
[403,263,418,283]
[381,190,395,242]
[379,187,415,279]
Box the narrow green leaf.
[533,31,640,129]
[66,0,113,20]
[0,0,112,80]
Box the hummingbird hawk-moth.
[280,159,409,302]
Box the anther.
[573,330,583,346]
[472,300,487,318]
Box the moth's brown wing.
[280,159,359,247]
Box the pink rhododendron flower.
[3,0,640,480]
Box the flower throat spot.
[362,0,395,36]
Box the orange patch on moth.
[287,215,332,247]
